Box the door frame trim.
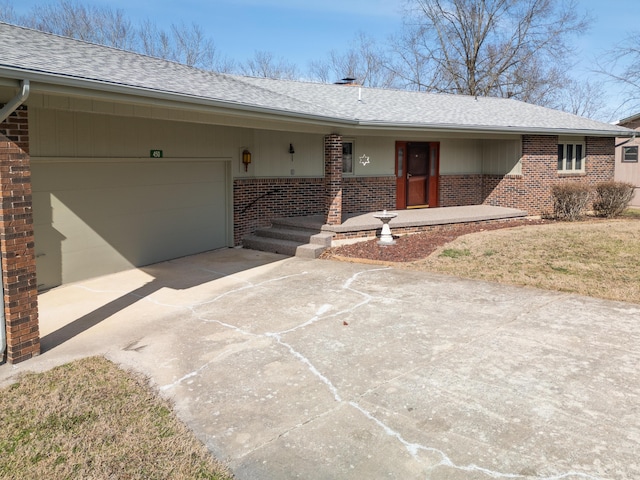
[395,141,439,209]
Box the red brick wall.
[233,136,615,244]
[0,105,39,364]
[343,176,396,214]
[481,174,528,210]
[233,175,395,243]
[325,134,342,225]
[483,136,615,214]
[439,175,484,206]
[233,177,326,245]
[585,136,615,183]
[439,136,616,215]
[470,135,554,213]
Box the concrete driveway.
[2,248,639,479]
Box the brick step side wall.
[234,178,326,245]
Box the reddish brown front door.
[395,141,439,209]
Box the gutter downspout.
[615,131,637,148]
[0,79,30,123]
[0,79,30,362]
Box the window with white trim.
[342,140,354,174]
[622,145,638,163]
[557,142,585,172]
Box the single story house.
[0,22,633,363]
[615,113,640,206]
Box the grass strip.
[409,219,640,304]
[0,356,233,480]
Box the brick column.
[519,135,559,215]
[324,134,343,225]
[586,136,615,182]
[0,105,39,363]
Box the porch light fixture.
[289,143,295,154]
[242,149,252,172]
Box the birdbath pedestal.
[373,210,398,245]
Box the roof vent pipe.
[0,79,29,362]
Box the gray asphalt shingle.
[0,22,631,135]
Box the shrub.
[551,183,591,221]
[592,181,635,218]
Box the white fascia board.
[355,121,635,137]
[0,66,356,127]
[1,66,632,137]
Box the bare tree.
[240,51,298,80]
[390,0,590,105]
[308,32,398,87]
[22,0,136,50]
[170,22,216,69]
[0,0,17,23]
[555,79,611,120]
[138,20,233,71]
[597,32,640,116]
[11,0,230,71]
[139,19,174,61]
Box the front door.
[395,141,439,209]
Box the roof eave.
[356,121,634,137]
[1,66,632,136]
[0,66,357,127]
[617,112,640,126]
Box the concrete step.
[242,235,301,256]
[242,226,334,259]
[309,232,333,247]
[271,217,325,231]
[243,220,334,259]
[295,243,328,259]
[254,226,317,244]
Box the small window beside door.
[343,141,354,174]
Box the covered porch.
[243,205,529,255]
[325,205,528,243]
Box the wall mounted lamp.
[289,143,295,163]
[242,149,252,172]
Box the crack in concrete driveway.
[3,248,639,480]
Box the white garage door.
[32,159,230,290]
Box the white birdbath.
[373,210,397,245]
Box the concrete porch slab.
[324,205,528,234]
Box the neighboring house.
[0,23,633,363]
[615,113,640,207]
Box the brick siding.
[439,175,484,206]
[585,136,615,184]
[440,136,616,215]
[343,176,396,214]
[324,134,343,225]
[0,105,39,364]
[233,177,326,245]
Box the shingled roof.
[0,22,632,136]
